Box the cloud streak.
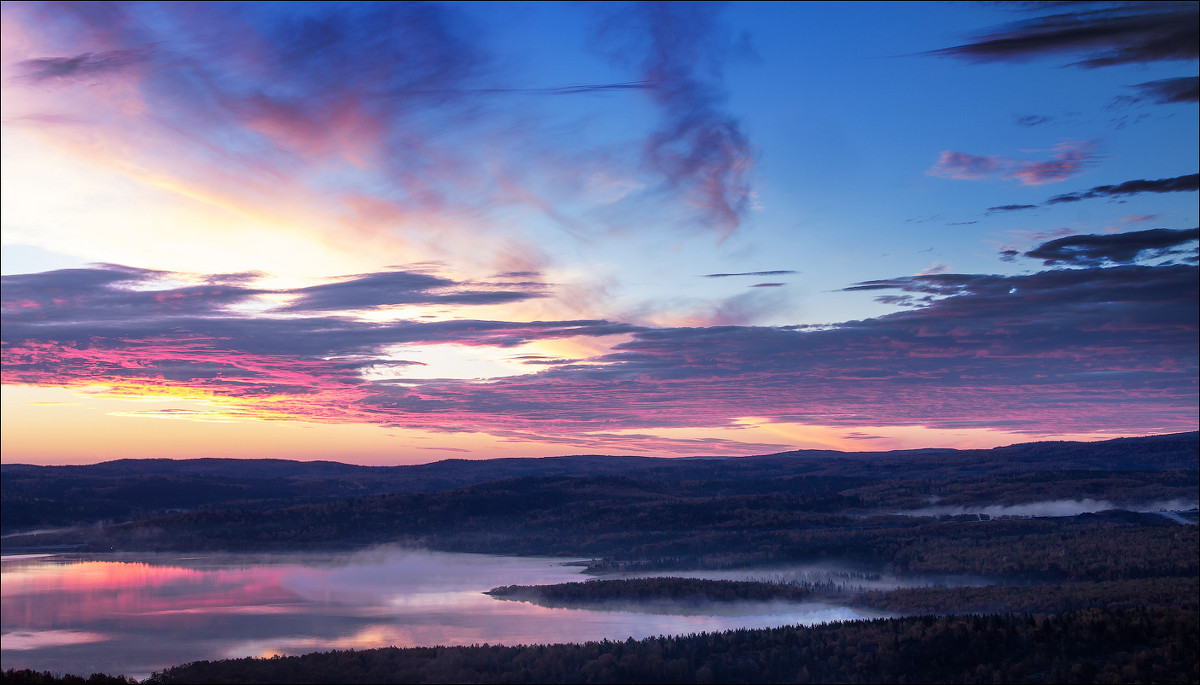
[18,48,153,82]
[1047,173,1200,204]
[283,271,546,311]
[1130,76,1200,104]
[702,270,796,278]
[928,142,1098,186]
[987,173,1199,212]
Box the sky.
[1,1,1197,465]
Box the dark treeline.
[0,673,131,685]
[6,605,1196,684]
[855,577,1199,615]
[103,607,1199,684]
[486,575,1199,616]
[843,469,1196,510]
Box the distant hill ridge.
[3,432,1195,539]
[5,430,1196,477]
[2,431,1196,562]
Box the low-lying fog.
[1,547,881,680]
[896,498,1199,519]
[621,565,990,592]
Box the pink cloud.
[927,151,1005,180]
[1122,214,1160,224]
[1011,141,1098,185]
[928,141,1098,185]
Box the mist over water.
[632,565,990,592]
[1,548,875,679]
[896,499,1199,519]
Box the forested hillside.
[25,608,1185,684]
[5,432,1194,537]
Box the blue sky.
[2,1,1197,463]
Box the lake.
[2,547,878,679]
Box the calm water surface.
[2,548,875,679]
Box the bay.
[1,548,873,680]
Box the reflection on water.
[2,548,875,679]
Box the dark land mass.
[5,434,1196,584]
[4,431,1195,538]
[3,432,1197,683]
[486,576,1198,617]
[485,577,822,607]
[5,607,1194,684]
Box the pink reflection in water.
[2,548,871,680]
[2,558,302,630]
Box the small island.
[485,577,824,609]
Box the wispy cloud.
[702,270,796,278]
[928,141,1098,186]
[1047,173,1200,204]
[1130,76,1200,104]
[988,204,1040,213]
[18,47,153,82]
[986,173,1199,213]
[1,1,760,281]
[594,2,755,239]
[929,3,1199,68]
[1013,114,1053,128]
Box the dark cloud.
[750,283,785,288]
[332,81,654,98]
[1130,76,1200,103]
[18,48,151,82]
[596,2,754,238]
[988,173,1199,212]
[702,270,796,278]
[1024,227,1200,267]
[284,271,543,311]
[1014,114,1052,127]
[930,3,1199,67]
[0,266,259,323]
[0,266,622,362]
[532,81,653,95]
[1046,173,1200,204]
[988,204,1039,213]
[0,266,543,324]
